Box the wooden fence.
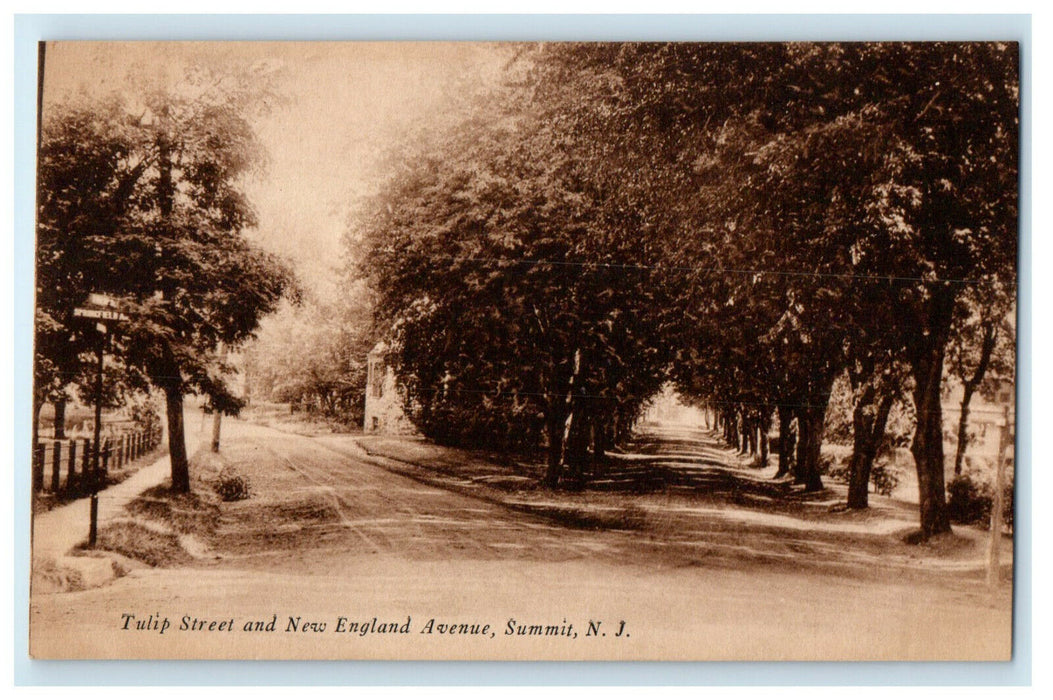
[32,426,163,494]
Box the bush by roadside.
[947,470,1014,531]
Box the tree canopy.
[356,42,1018,537]
[36,72,295,491]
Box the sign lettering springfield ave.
[73,307,129,321]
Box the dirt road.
[29,419,1013,661]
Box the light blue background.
[13,13,1032,686]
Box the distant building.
[942,378,1015,471]
[363,342,414,434]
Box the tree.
[524,42,1018,531]
[355,53,675,486]
[34,96,148,444]
[245,283,373,424]
[946,282,1016,474]
[357,41,1018,527]
[854,45,1018,537]
[37,75,294,492]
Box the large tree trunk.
[613,404,634,447]
[954,321,998,474]
[544,406,564,488]
[726,409,740,449]
[53,397,67,439]
[561,403,590,488]
[774,405,795,478]
[909,287,956,540]
[745,417,757,455]
[847,388,895,509]
[165,386,190,493]
[794,408,825,491]
[557,349,586,488]
[794,377,834,492]
[591,410,609,462]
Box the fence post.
[117,435,125,468]
[67,440,78,490]
[82,438,92,475]
[51,440,62,492]
[32,444,45,492]
[101,438,111,474]
[987,405,1013,589]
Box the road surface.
[30,418,1013,661]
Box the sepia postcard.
[28,39,1019,662]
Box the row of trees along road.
[35,64,294,492]
[242,281,375,426]
[356,42,1017,540]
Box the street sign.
[74,307,129,321]
[72,292,131,548]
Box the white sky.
[41,41,508,295]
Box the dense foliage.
[357,42,1018,537]
[244,283,374,426]
[36,72,294,492]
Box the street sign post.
[72,295,129,547]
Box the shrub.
[870,463,901,497]
[947,470,1014,530]
[214,468,251,502]
[824,456,849,481]
[822,455,900,496]
[128,394,162,436]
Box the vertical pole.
[32,444,45,492]
[986,405,1012,588]
[211,410,222,452]
[67,440,77,490]
[89,327,105,548]
[51,440,62,492]
[211,342,225,452]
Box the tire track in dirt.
[245,435,385,553]
[231,427,603,562]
